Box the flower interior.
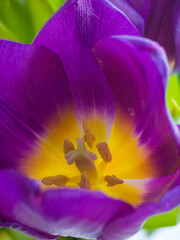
[21,108,156,205]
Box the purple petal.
[34,0,138,125]
[1,169,180,240]
[143,168,180,202]
[0,169,59,240]
[110,0,180,71]
[0,169,134,239]
[173,0,180,72]
[145,0,175,64]
[108,0,149,35]
[42,187,134,238]
[100,169,180,240]
[93,36,180,176]
[0,40,72,170]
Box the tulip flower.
[109,0,180,72]
[0,0,180,240]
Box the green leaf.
[166,74,180,122]
[143,207,179,229]
[46,0,65,11]
[25,0,54,41]
[0,0,34,43]
[0,228,90,240]
[5,228,36,240]
[57,237,86,240]
[0,0,65,44]
[0,21,20,41]
[0,229,13,240]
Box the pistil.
[64,138,98,180]
[78,172,91,189]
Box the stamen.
[96,142,112,162]
[63,139,75,154]
[78,172,90,189]
[83,120,96,148]
[104,175,124,187]
[65,138,98,180]
[42,175,70,186]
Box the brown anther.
[96,142,112,162]
[83,120,96,148]
[78,172,91,189]
[42,175,70,186]
[41,176,54,186]
[104,175,124,187]
[63,139,75,154]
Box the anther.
[78,172,91,189]
[96,142,112,162]
[104,175,124,187]
[42,175,70,186]
[83,120,96,148]
[63,139,75,154]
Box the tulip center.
[64,137,98,181]
[42,122,124,189]
[23,111,155,204]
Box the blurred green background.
[0,0,65,43]
[0,0,180,239]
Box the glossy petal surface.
[173,0,180,72]
[94,36,180,177]
[0,40,74,173]
[110,0,180,71]
[100,171,180,240]
[0,169,59,240]
[0,169,134,239]
[0,1,180,239]
[34,0,139,134]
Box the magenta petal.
[93,36,180,176]
[109,0,149,35]
[173,0,180,72]
[42,188,134,239]
[34,0,138,120]
[145,0,175,65]
[110,0,180,71]
[0,40,72,170]
[0,169,59,240]
[100,173,180,240]
[0,169,134,239]
[143,168,180,202]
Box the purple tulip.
[109,0,180,72]
[0,0,180,239]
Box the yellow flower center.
[22,111,155,205]
[41,124,124,190]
